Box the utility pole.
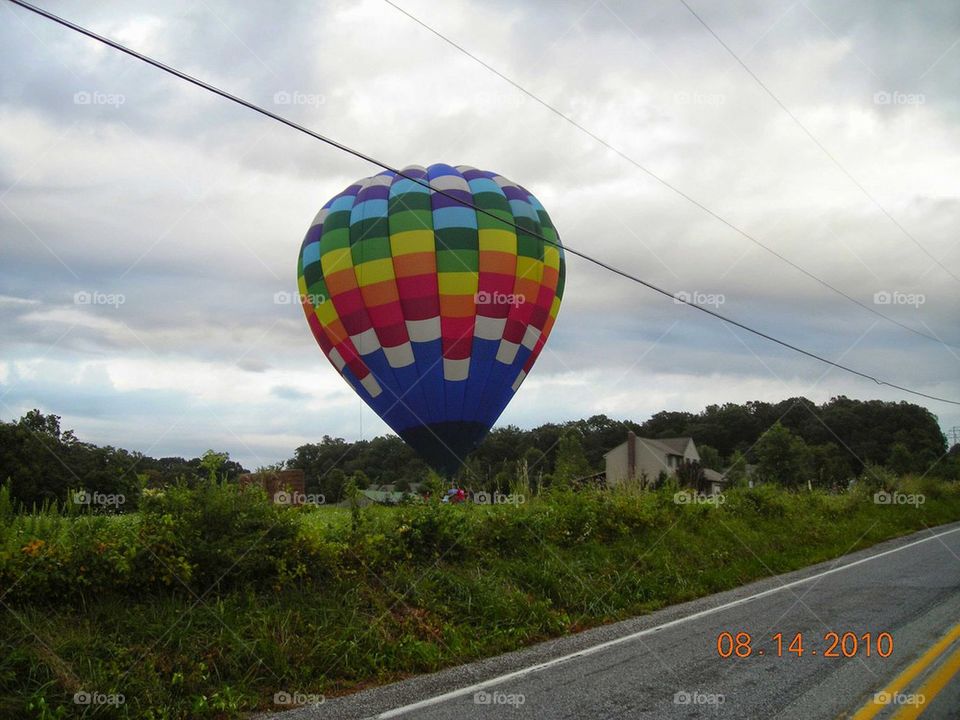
[948,426,960,449]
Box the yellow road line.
[851,621,960,720]
[890,642,960,720]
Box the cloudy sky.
[1,0,958,469]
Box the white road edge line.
[371,524,960,719]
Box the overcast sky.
[1,0,958,469]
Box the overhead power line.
[677,0,960,285]
[6,0,958,407]
[382,0,955,347]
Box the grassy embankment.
[1,475,957,719]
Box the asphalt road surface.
[261,521,960,720]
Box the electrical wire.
[677,0,960,285]
[5,0,958,406]
[382,0,957,346]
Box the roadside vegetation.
[2,471,959,719]
[2,400,957,717]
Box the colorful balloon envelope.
[297,164,565,475]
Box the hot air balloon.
[297,164,565,475]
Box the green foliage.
[808,443,852,488]
[289,434,427,497]
[853,463,900,493]
[199,450,229,482]
[0,411,246,510]
[349,469,369,490]
[724,450,748,487]
[676,460,706,492]
[2,478,960,718]
[697,444,722,470]
[138,480,301,593]
[887,442,915,476]
[0,479,14,522]
[3,397,948,515]
[288,397,949,498]
[754,422,812,488]
[342,476,363,533]
[730,484,790,518]
[422,471,445,501]
[0,482,308,604]
[551,430,592,487]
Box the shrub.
[728,484,790,518]
[393,502,472,561]
[135,480,300,593]
[854,464,899,493]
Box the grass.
[1,476,958,718]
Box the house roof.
[604,436,695,458]
[703,468,728,483]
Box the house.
[702,468,727,495]
[604,431,699,485]
[604,431,727,494]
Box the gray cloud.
[1,0,958,468]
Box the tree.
[754,422,812,488]
[200,450,229,482]
[676,459,707,493]
[316,468,344,503]
[18,409,62,439]
[0,410,168,509]
[887,442,915,476]
[809,443,852,488]
[697,444,722,471]
[289,436,354,495]
[551,430,592,487]
[641,410,696,439]
[724,450,749,487]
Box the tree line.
[285,396,957,499]
[0,410,246,510]
[1,396,956,509]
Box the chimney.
[627,431,636,480]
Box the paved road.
[262,522,960,720]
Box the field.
[2,476,958,719]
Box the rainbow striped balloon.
[297,164,565,475]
